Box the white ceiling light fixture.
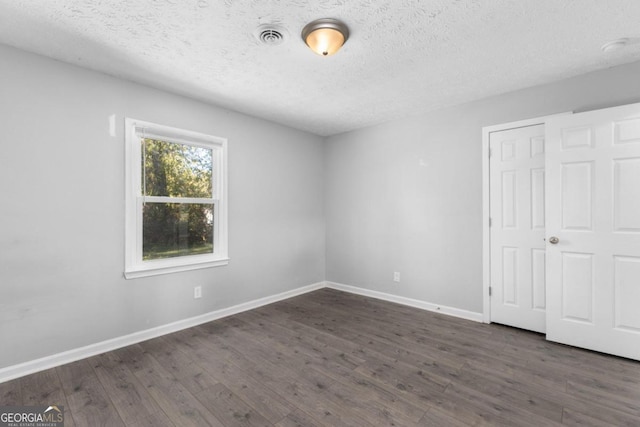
[301,18,349,56]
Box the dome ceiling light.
[301,18,349,56]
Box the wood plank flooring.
[2,288,639,426]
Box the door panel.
[489,124,546,333]
[562,126,593,149]
[614,117,640,143]
[502,247,518,305]
[614,256,640,332]
[502,171,517,228]
[613,158,640,232]
[546,103,640,361]
[531,249,546,310]
[531,168,545,229]
[561,252,594,323]
[561,162,593,230]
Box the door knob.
[549,236,559,244]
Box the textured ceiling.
[1,1,640,136]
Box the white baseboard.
[325,281,484,323]
[0,281,325,384]
[0,280,483,384]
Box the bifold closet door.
[546,102,640,361]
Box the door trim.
[482,113,572,324]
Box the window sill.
[124,257,229,279]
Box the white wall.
[325,60,640,313]
[0,44,325,369]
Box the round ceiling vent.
[254,24,287,46]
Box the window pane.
[143,203,214,260]
[142,138,213,198]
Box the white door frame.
[482,112,571,324]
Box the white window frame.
[124,118,228,279]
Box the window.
[124,118,228,278]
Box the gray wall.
[3,39,640,370]
[325,61,640,313]
[0,45,325,369]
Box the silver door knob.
[549,236,559,244]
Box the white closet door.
[490,124,546,333]
[546,103,640,361]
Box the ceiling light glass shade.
[302,18,349,56]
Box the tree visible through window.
[142,139,214,259]
[125,119,228,278]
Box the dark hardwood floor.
[2,288,639,426]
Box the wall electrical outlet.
[194,286,202,299]
[393,272,401,283]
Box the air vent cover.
[254,25,287,46]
